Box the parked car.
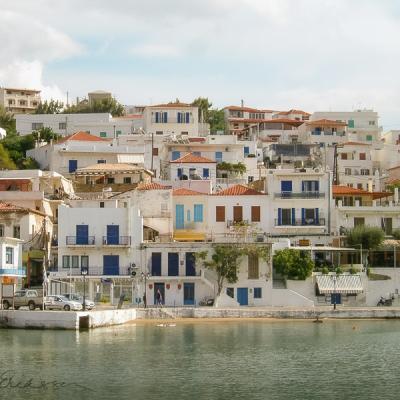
[62,293,95,310]
[44,295,83,311]
[2,289,43,311]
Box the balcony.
[0,268,26,277]
[274,192,325,199]
[151,117,194,124]
[50,265,131,277]
[102,236,131,246]
[66,236,95,246]
[275,218,326,227]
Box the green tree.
[0,143,16,169]
[192,97,212,122]
[273,248,314,280]
[0,106,16,133]
[32,127,61,142]
[64,97,125,117]
[1,132,36,169]
[35,99,64,114]
[191,97,226,133]
[346,226,385,267]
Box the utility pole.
[151,130,154,181]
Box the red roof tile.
[172,188,205,196]
[150,102,192,108]
[229,118,304,126]
[137,182,171,190]
[213,184,264,196]
[342,142,371,146]
[277,109,310,116]
[306,119,347,127]
[57,131,110,144]
[188,138,206,143]
[170,153,216,164]
[332,185,392,199]
[0,202,46,216]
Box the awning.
[117,154,144,164]
[316,274,363,294]
[173,230,206,242]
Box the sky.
[1,0,400,129]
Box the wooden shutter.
[248,254,259,279]
[216,206,225,222]
[251,206,260,222]
[233,206,243,222]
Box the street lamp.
[332,273,337,311]
[141,272,150,308]
[81,267,88,311]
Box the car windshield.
[58,296,68,302]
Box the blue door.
[107,225,119,244]
[154,283,165,305]
[168,253,179,276]
[103,255,119,275]
[203,168,209,178]
[69,160,78,173]
[76,225,88,245]
[151,252,162,276]
[184,283,195,305]
[237,288,248,306]
[185,252,196,276]
[172,151,180,161]
[175,205,184,229]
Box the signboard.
[49,271,68,279]
[1,277,16,285]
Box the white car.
[45,295,83,311]
[63,293,95,310]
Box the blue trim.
[278,208,282,225]
[301,208,305,225]
[194,204,203,222]
[0,268,26,276]
[315,208,319,224]
[292,208,296,225]
[203,168,209,178]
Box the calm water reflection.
[0,320,399,400]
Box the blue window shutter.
[315,181,319,192]
[164,112,168,123]
[244,146,249,156]
[278,208,282,225]
[172,151,180,161]
[155,112,159,123]
[203,168,209,178]
[301,181,305,192]
[301,208,305,225]
[194,204,203,222]
[177,168,183,178]
[175,205,184,229]
[186,112,190,123]
[281,181,292,192]
[215,151,222,162]
[292,208,296,225]
[177,112,181,123]
[315,208,319,224]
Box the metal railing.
[102,236,131,245]
[274,191,325,199]
[54,265,132,276]
[151,117,194,124]
[275,218,326,226]
[66,236,95,245]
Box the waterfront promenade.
[2,306,400,330]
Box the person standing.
[156,289,163,307]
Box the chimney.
[241,99,244,108]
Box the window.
[278,208,294,225]
[0,224,4,236]
[177,168,183,178]
[5,247,13,264]
[99,132,107,138]
[361,169,370,176]
[19,100,27,106]
[359,153,366,160]
[354,217,365,227]
[233,206,243,222]
[302,180,319,192]
[13,225,20,239]
[156,131,163,135]
[71,255,79,268]
[100,202,105,208]
[62,255,70,268]
[216,206,225,222]
[248,176,254,183]
[227,288,234,298]
[251,206,261,222]
[32,122,43,130]
[172,151,180,161]
[382,218,393,235]
[345,168,352,176]
[155,111,168,123]
[152,147,159,156]
[107,177,115,184]
[97,159,106,164]
[123,177,132,184]
[248,255,259,279]
[369,121,375,126]
[348,119,355,128]
[341,153,348,160]
[177,112,190,123]
[203,168,209,178]
[59,122,67,130]
[181,131,188,135]
[302,208,318,225]
[244,146,250,157]
[357,184,363,189]
[193,151,201,156]
[215,151,223,163]
[366,135,373,141]
[81,256,89,269]
[281,181,292,195]
[254,288,262,299]
[116,130,121,136]
[194,204,203,222]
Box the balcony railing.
[151,117,194,124]
[102,236,131,245]
[66,236,95,245]
[274,192,325,199]
[53,266,131,276]
[275,218,326,227]
[0,268,26,276]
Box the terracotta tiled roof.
[229,118,304,126]
[342,142,371,146]
[57,131,109,144]
[170,153,216,164]
[188,138,206,143]
[172,188,205,196]
[113,114,143,119]
[150,102,192,108]
[225,105,263,113]
[213,184,264,196]
[332,185,392,199]
[0,202,46,216]
[137,182,171,190]
[277,109,310,116]
[306,119,347,127]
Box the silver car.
[45,295,83,311]
[63,293,95,310]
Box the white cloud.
[130,44,180,58]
